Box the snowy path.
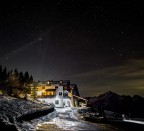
[123,119,144,125]
[34,107,118,131]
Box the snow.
[123,119,144,125]
[2,94,143,131]
[0,95,54,131]
[34,107,110,131]
[35,107,81,130]
[34,107,144,131]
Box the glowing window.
[42,92,45,96]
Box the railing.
[123,119,144,125]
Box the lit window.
[42,92,45,96]
[59,92,62,96]
[55,100,59,104]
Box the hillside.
[0,95,54,131]
[87,91,144,118]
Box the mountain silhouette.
[87,91,144,118]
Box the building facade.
[29,80,80,107]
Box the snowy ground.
[30,107,119,131]
[0,95,54,131]
[1,95,143,131]
[123,119,144,125]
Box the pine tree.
[19,71,24,86]
[0,65,34,97]
[6,71,20,96]
[24,72,29,82]
[29,75,33,84]
[14,68,19,77]
[7,70,13,79]
[2,67,7,82]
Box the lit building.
[29,80,80,107]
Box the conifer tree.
[19,71,24,86]
[29,75,33,84]
[14,68,19,77]
[24,71,29,83]
[6,71,20,96]
[2,67,7,82]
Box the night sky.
[0,0,144,97]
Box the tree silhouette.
[24,71,29,86]
[0,65,34,97]
[1,67,7,82]
[19,71,24,86]
[6,71,20,95]
[29,75,33,83]
[14,68,19,77]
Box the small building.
[29,80,80,107]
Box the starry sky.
[0,0,144,97]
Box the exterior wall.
[68,92,72,97]
[37,86,46,91]
[63,98,72,107]
[38,97,72,107]
[29,81,80,107]
[36,85,56,97]
[37,85,55,91]
[46,91,55,95]
[37,86,72,107]
[38,97,55,104]
[36,91,55,97]
[55,86,63,107]
[36,91,43,96]
[45,85,56,89]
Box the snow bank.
[0,95,54,131]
